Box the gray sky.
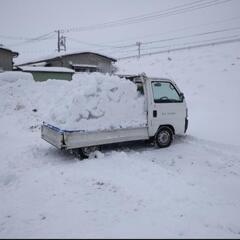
[1,0,240,61]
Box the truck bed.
[41,123,149,150]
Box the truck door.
[148,81,186,136]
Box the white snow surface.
[0,72,146,131]
[46,73,146,131]
[19,66,75,73]
[1,42,240,238]
[0,71,33,86]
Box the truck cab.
[125,74,188,144]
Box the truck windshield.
[151,81,181,103]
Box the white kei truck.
[41,74,188,159]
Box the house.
[18,51,117,74]
[0,45,19,71]
[18,66,75,81]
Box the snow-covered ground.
[1,42,240,238]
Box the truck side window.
[152,82,181,103]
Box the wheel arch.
[156,124,175,136]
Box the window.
[151,81,181,103]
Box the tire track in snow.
[181,135,240,159]
[177,135,240,176]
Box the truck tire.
[155,127,173,148]
[79,146,100,159]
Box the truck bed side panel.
[63,127,149,149]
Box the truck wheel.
[155,127,173,148]
[79,146,100,159]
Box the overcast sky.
[1,0,240,62]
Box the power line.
[54,0,234,54]
[29,32,55,41]
[104,25,240,55]
[68,37,136,50]
[60,0,232,33]
[55,23,240,57]
[1,0,236,56]
[142,34,240,51]
[62,0,207,32]
[101,15,240,46]
[2,0,235,53]
[0,35,31,41]
[110,33,240,56]
[141,26,240,46]
[118,35,240,59]
[64,15,240,53]
[0,1,214,44]
[8,32,55,47]
[0,31,55,42]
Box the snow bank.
[0,72,146,131]
[0,71,33,86]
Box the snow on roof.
[17,51,117,66]
[31,62,47,67]
[19,66,75,73]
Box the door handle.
[153,110,157,118]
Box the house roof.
[18,66,75,73]
[0,45,19,58]
[17,51,117,66]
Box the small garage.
[18,66,75,81]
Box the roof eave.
[0,47,19,58]
[18,51,116,66]
[12,52,19,58]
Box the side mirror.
[179,92,185,101]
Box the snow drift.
[0,72,146,131]
[0,71,33,86]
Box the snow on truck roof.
[117,73,172,81]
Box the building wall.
[25,71,73,81]
[0,49,13,71]
[46,53,116,73]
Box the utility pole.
[56,30,67,52]
[63,36,67,51]
[136,42,141,59]
[57,30,61,52]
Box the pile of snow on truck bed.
[0,72,146,131]
[47,73,146,131]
